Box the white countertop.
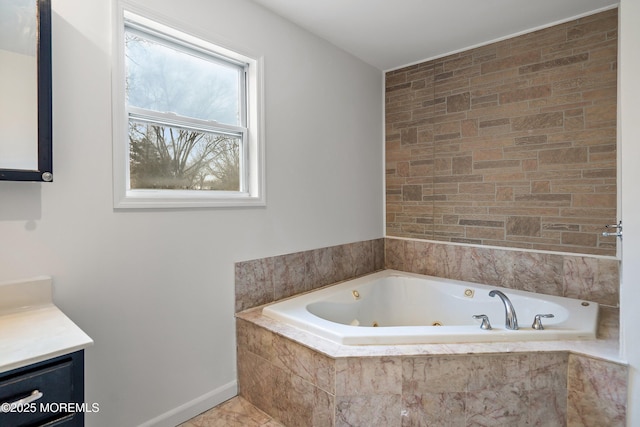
[0,276,93,373]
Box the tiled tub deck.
[237,305,626,426]
[235,238,627,426]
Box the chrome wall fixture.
[602,221,623,239]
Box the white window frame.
[112,2,265,208]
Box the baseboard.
[137,380,238,427]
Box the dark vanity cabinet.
[0,351,84,426]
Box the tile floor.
[179,396,284,427]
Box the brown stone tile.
[385,238,405,270]
[386,82,411,93]
[562,232,598,248]
[235,258,274,312]
[446,92,470,113]
[272,334,336,394]
[461,118,478,137]
[467,354,531,391]
[506,216,541,237]
[434,120,461,135]
[473,148,503,161]
[401,128,417,145]
[178,397,279,427]
[565,114,585,131]
[402,392,466,426]
[514,135,548,145]
[573,192,617,208]
[273,251,309,301]
[583,168,616,179]
[567,355,627,426]
[515,193,572,204]
[307,247,335,289]
[500,85,552,104]
[434,174,484,184]
[401,239,430,275]
[567,10,618,40]
[531,181,550,193]
[402,356,470,394]
[521,155,547,173]
[511,112,564,131]
[236,319,273,360]
[336,394,402,427]
[597,305,619,339]
[336,357,402,397]
[539,147,589,164]
[402,184,422,201]
[563,256,619,305]
[543,222,580,232]
[271,369,334,427]
[385,10,617,255]
[458,182,496,194]
[480,51,541,74]
[473,159,520,170]
[459,219,504,228]
[237,349,276,416]
[434,132,461,141]
[528,389,567,426]
[496,186,514,201]
[519,53,589,74]
[373,238,386,271]
[466,389,529,426]
[529,352,569,391]
[479,117,510,128]
[346,239,379,277]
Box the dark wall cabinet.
[0,351,84,426]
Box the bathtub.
[261,270,599,345]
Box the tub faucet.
[489,290,519,330]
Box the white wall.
[0,0,383,425]
[620,1,640,425]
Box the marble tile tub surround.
[237,316,628,426]
[235,236,624,425]
[235,239,384,312]
[386,237,619,306]
[236,237,619,316]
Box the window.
[112,6,264,208]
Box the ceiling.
[250,0,619,70]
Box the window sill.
[114,189,266,209]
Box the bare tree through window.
[129,122,239,190]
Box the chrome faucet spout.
[489,290,519,330]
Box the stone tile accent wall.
[237,318,628,426]
[386,237,620,306]
[385,9,618,256]
[235,239,384,312]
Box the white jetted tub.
[262,270,599,345]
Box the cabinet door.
[0,351,84,427]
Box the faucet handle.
[532,314,554,330]
[473,314,492,330]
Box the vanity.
[0,277,93,426]
[0,1,93,423]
